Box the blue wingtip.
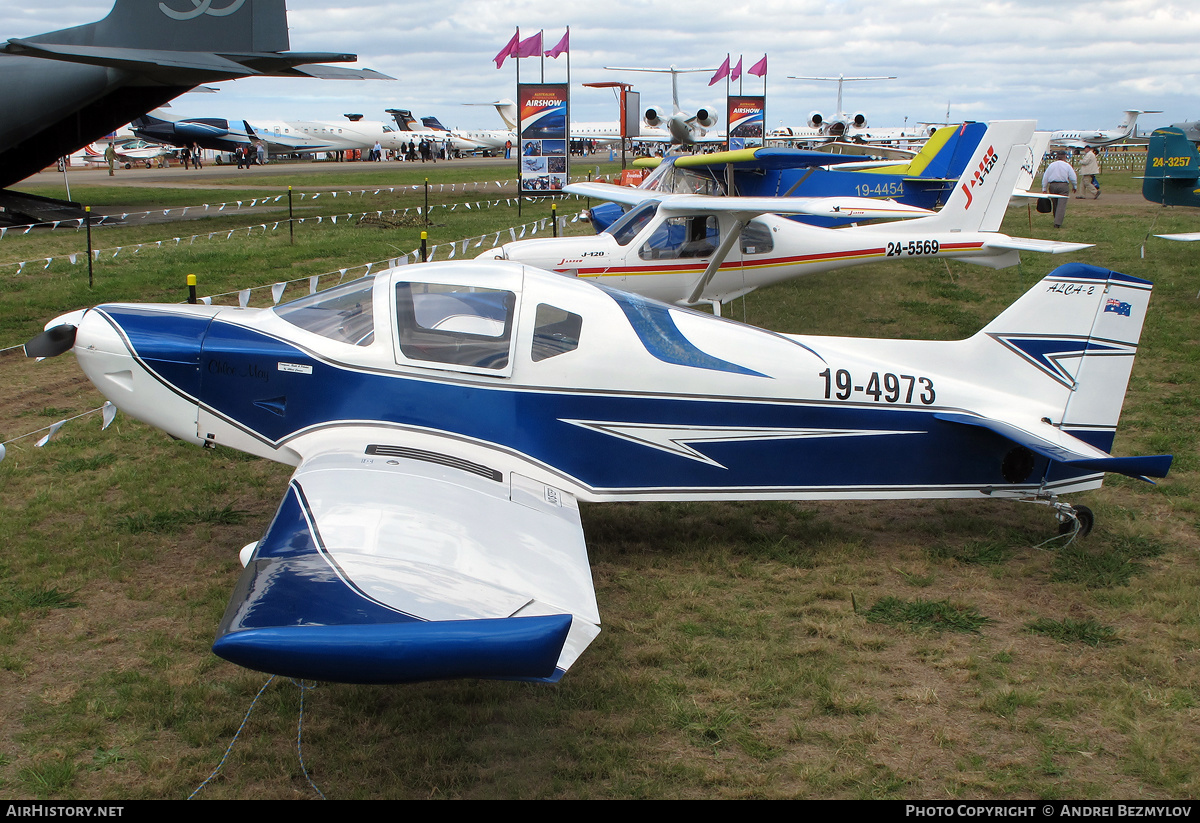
[213,614,574,685]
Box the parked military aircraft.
[25,256,1169,683]
[1049,110,1160,150]
[0,0,388,191]
[1165,120,1200,143]
[485,121,1089,311]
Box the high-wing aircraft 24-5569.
[483,121,1090,311]
[27,257,1170,685]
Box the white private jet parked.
[1050,110,1162,149]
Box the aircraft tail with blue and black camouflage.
[1142,127,1200,207]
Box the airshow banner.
[518,83,569,194]
[728,95,765,150]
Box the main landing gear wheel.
[1057,504,1094,538]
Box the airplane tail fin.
[912,120,1036,233]
[906,122,987,179]
[422,116,452,132]
[1142,127,1200,206]
[386,109,420,131]
[28,0,290,53]
[969,262,1159,465]
[492,100,519,131]
[1118,110,1142,134]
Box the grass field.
[0,160,1197,800]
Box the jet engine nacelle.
[644,105,667,129]
[693,107,718,129]
[808,111,824,129]
[175,119,231,140]
[851,111,868,129]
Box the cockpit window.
[531,304,582,361]
[604,200,659,246]
[395,282,515,370]
[639,215,718,260]
[274,276,375,346]
[739,220,774,255]
[643,163,726,196]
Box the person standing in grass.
[1078,146,1101,199]
[1042,152,1077,228]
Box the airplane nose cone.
[73,307,207,446]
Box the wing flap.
[214,448,600,683]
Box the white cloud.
[2,0,1196,133]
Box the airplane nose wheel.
[1055,503,1094,538]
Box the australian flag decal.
[1104,298,1132,317]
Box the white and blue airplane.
[483,120,1088,312]
[27,256,1169,685]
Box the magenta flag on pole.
[516,32,542,58]
[545,30,569,58]
[708,55,730,86]
[748,54,767,77]
[494,31,519,69]
[731,56,743,82]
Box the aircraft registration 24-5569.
[27,259,1170,685]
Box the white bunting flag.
[271,282,286,304]
[102,402,117,430]
[35,420,65,448]
[238,289,251,308]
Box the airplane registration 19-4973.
[27,257,1170,686]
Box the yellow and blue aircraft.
[589,122,991,230]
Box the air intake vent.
[365,445,502,482]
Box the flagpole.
[515,27,521,216]
[540,29,545,83]
[725,52,731,151]
[762,57,767,148]
[565,26,572,161]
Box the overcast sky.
[3,0,1198,134]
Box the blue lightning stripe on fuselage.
[99,308,1112,496]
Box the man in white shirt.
[1042,152,1078,228]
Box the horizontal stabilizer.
[4,39,260,75]
[984,236,1093,254]
[935,413,1171,480]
